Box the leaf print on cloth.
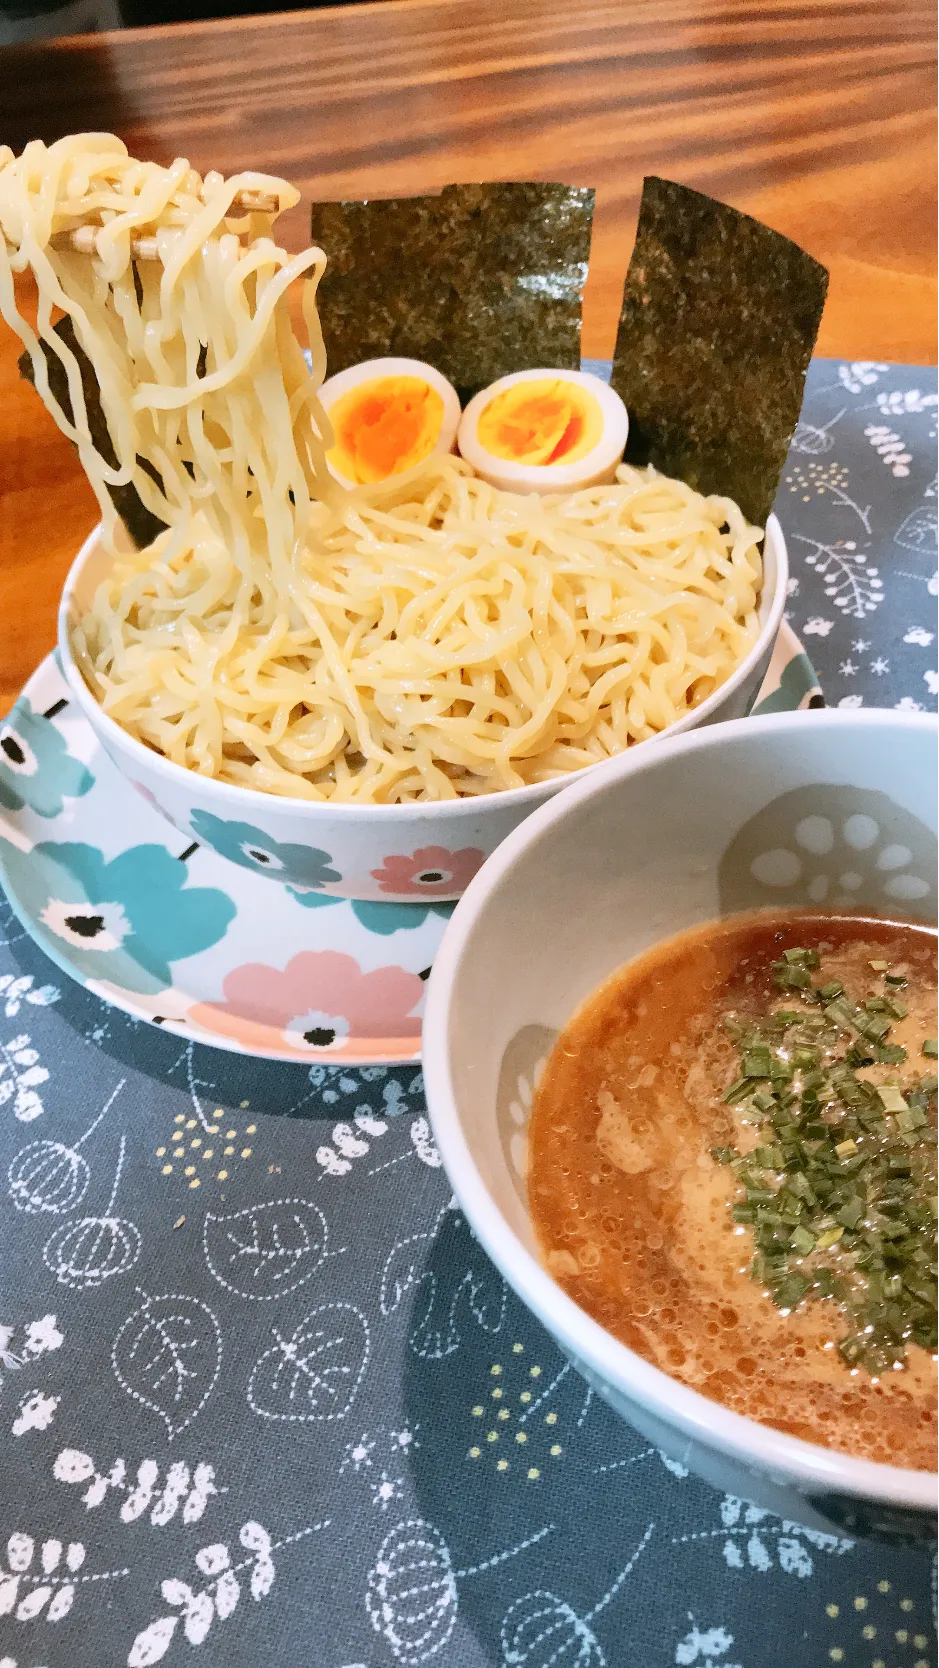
[0,1031,49,1124]
[674,1618,742,1666]
[54,1447,219,1525]
[0,974,59,1019]
[190,950,423,1058]
[247,1301,369,1423]
[0,1313,63,1392]
[8,1080,124,1214]
[498,1523,653,1668]
[202,1199,333,1301]
[371,845,484,898]
[367,1518,555,1665]
[837,360,888,393]
[894,503,938,555]
[794,535,882,618]
[127,1519,327,1666]
[672,1496,852,1577]
[0,698,93,818]
[11,1387,60,1435]
[112,1289,222,1440]
[864,422,912,477]
[42,1135,142,1290]
[0,1533,127,1627]
[784,463,871,532]
[876,387,938,416]
[189,810,340,890]
[380,1206,506,1359]
[0,840,235,996]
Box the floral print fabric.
[0,359,936,1665]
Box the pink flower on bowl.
[371,845,484,898]
[130,780,173,822]
[189,949,424,1058]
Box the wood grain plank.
[0,0,935,708]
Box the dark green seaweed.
[18,315,166,549]
[309,182,594,400]
[611,176,829,526]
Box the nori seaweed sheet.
[18,317,166,549]
[309,183,594,399]
[611,177,828,527]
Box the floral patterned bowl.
[423,709,938,1536]
[58,518,788,902]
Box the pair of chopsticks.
[55,189,279,262]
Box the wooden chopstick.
[54,189,280,262]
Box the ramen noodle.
[0,135,763,804]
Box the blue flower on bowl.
[0,699,94,818]
[0,838,236,995]
[288,889,454,936]
[189,810,341,889]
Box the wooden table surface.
[1,0,936,711]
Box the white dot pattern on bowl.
[884,874,931,901]
[842,813,880,850]
[877,844,913,871]
[795,815,835,854]
[750,849,803,887]
[720,786,936,921]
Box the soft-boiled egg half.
[318,357,461,486]
[458,368,629,494]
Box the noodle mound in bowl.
[59,487,786,902]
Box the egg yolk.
[476,379,603,467]
[328,376,445,483]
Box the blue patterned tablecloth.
[0,360,936,1668]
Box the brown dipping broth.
[528,912,937,1469]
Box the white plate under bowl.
[0,633,819,1064]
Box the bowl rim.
[56,511,788,821]
[422,707,939,1508]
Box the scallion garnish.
[711,938,936,1376]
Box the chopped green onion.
[837,1197,866,1229]
[710,1146,737,1164]
[789,1226,817,1256]
[877,1085,909,1114]
[874,1043,907,1065]
[731,1201,756,1223]
[896,1106,928,1133]
[792,1047,820,1070]
[824,999,858,1030]
[718,936,935,1380]
[784,947,820,968]
[773,962,812,990]
[722,1077,752,1104]
[772,1272,812,1310]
